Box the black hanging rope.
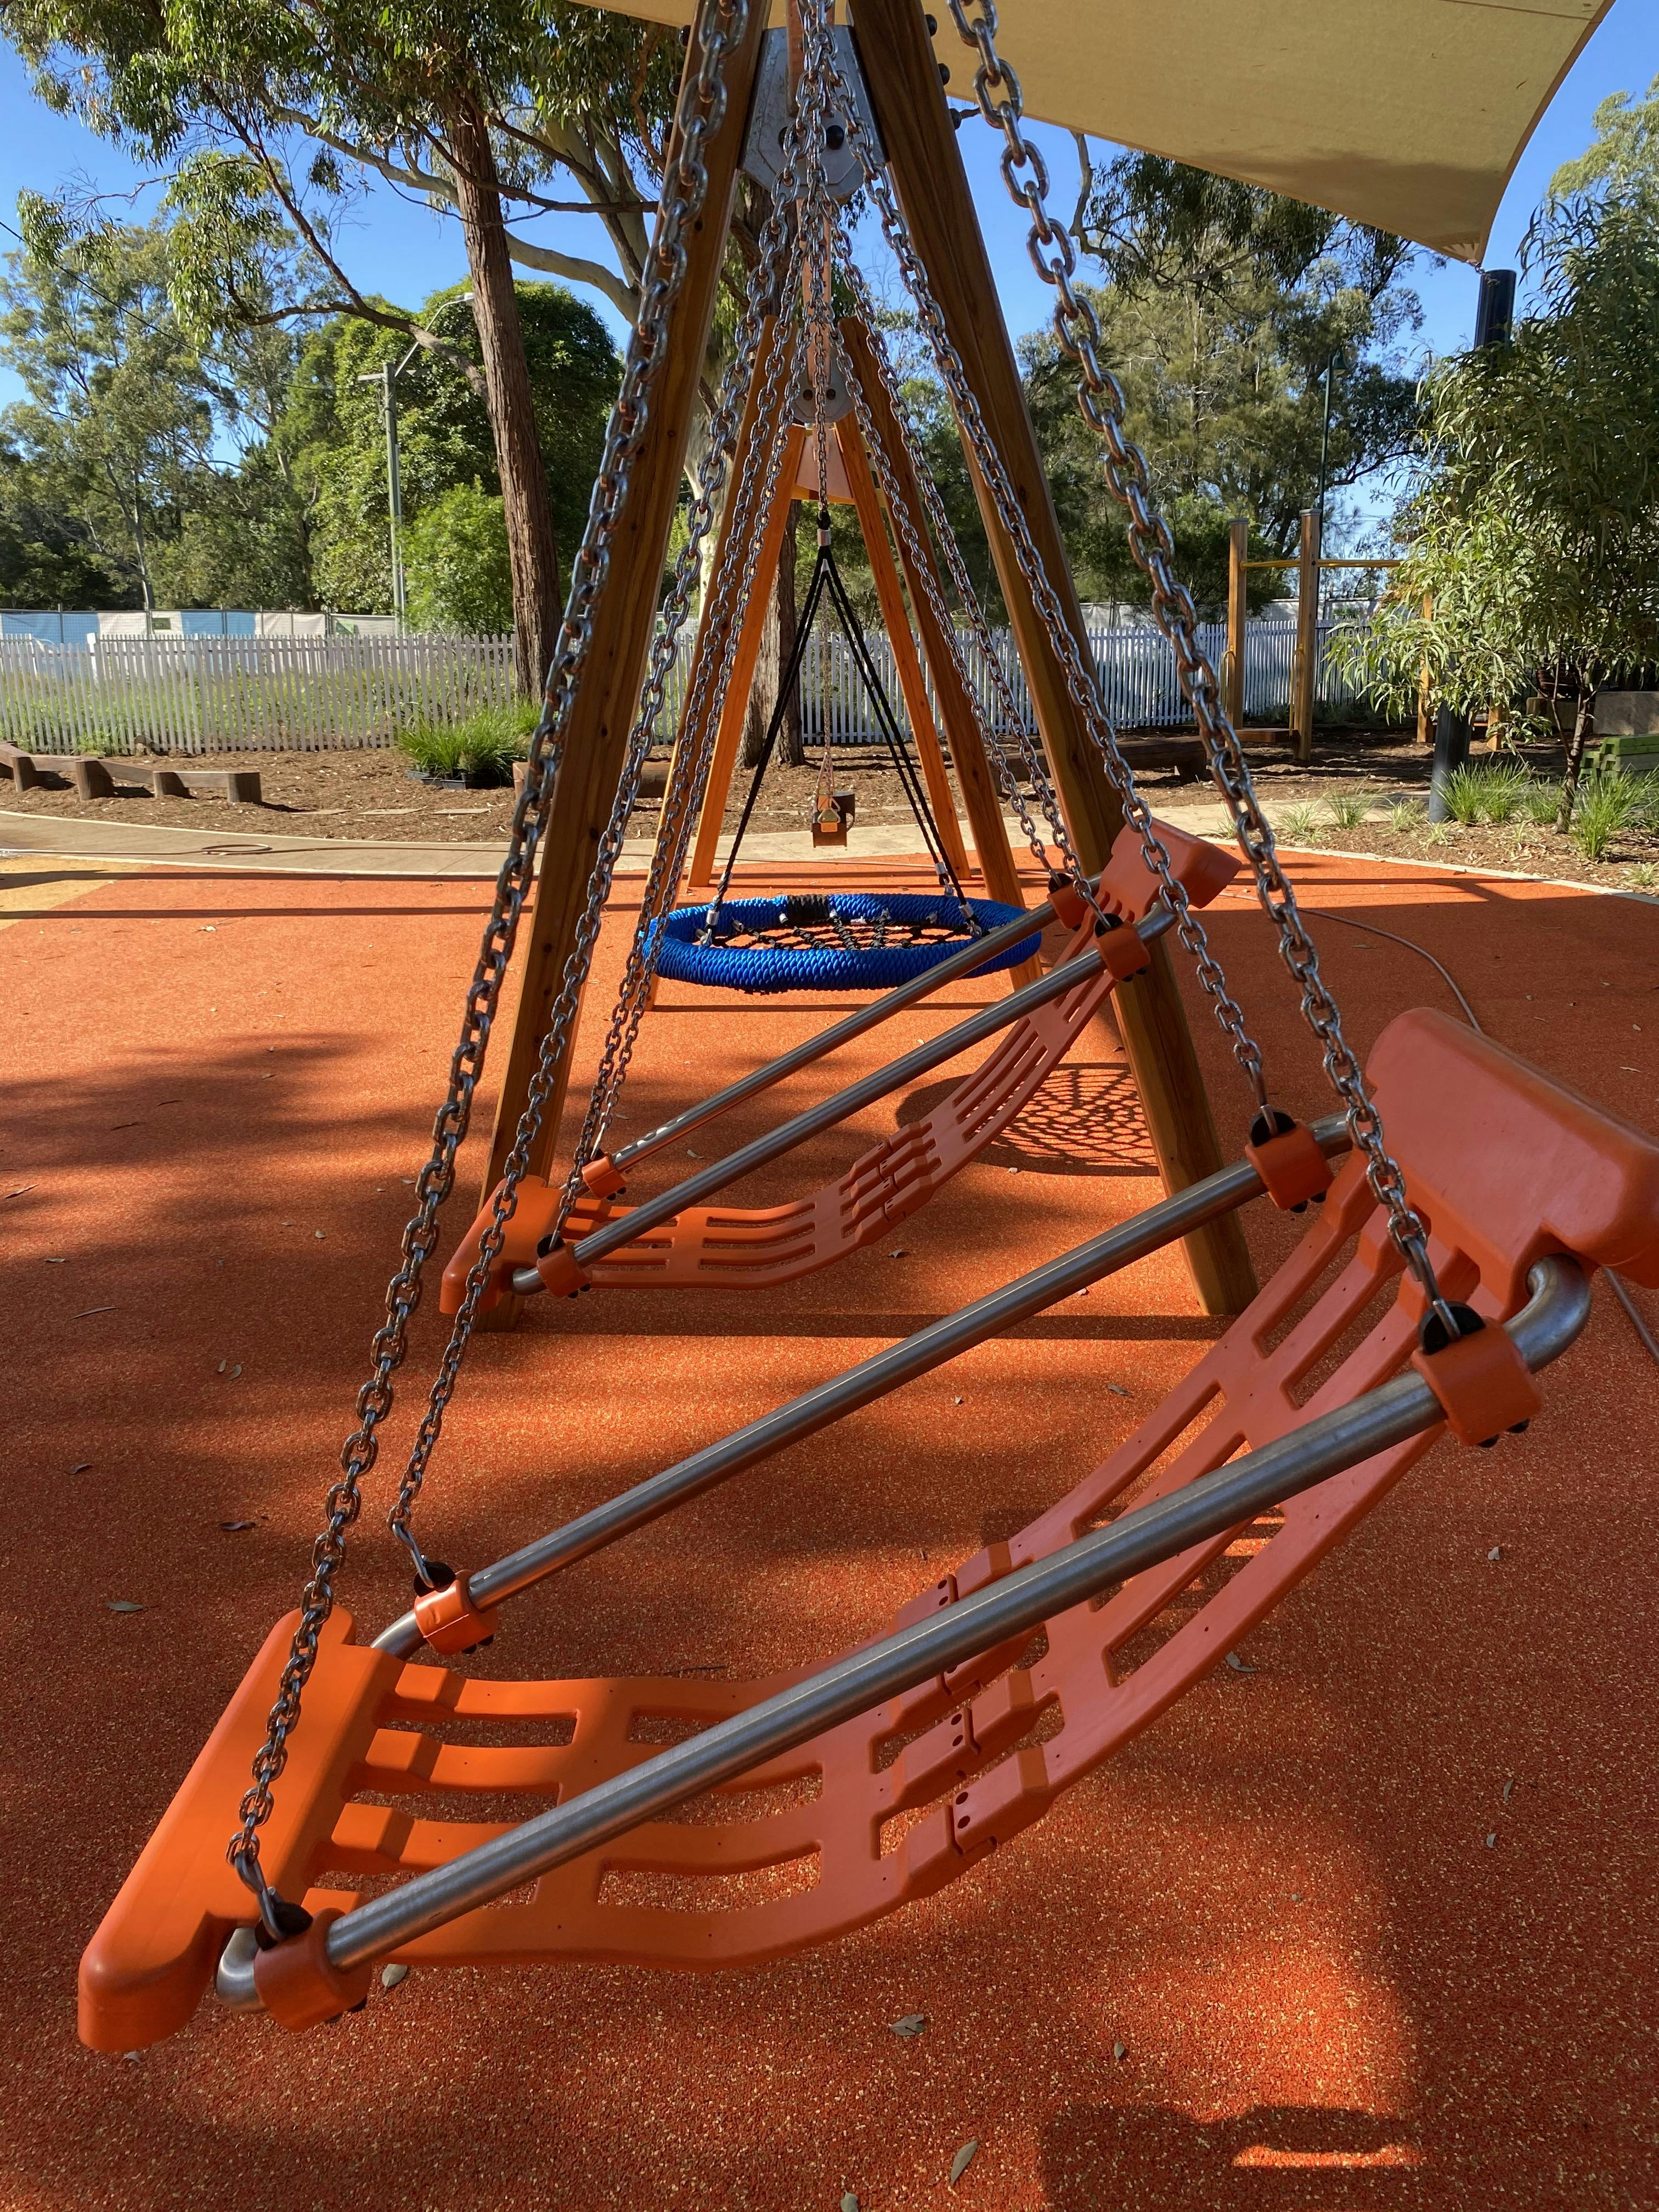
[704,511,976,936]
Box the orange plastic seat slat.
[83,1010,1659,2044]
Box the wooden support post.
[851,0,1255,1314]
[478,4,770,1207]
[836,415,970,881]
[1291,506,1321,764]
[656,313,788,895]
[1224,518,1249,730]
[686,422,806,889]
[841,317,1025,912]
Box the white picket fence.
[0,632,517,754]
[0,616,1364,756]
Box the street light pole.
[358,292,473,635]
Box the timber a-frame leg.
[476,3,771,1229]
[685,419,807,889]
[850,0,1256,1315]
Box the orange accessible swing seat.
[80,1011,1659,2049]
[441,819,1240,1310]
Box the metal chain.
[556,315,809,1211]
[815,19,1269,1112]
[947,0,1454,1321]
[224,0,756,1923]
[387,104,823,1548]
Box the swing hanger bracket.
[742,25,884,203]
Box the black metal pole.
[1427,700,1471,822]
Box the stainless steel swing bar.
[511,903,1173,1294]
[381,1114,1353,1661]
[607,879,1080,1179]
[217,1254,1589,2006]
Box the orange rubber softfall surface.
[441,819,1238,1309]
[9,849,1659,2207]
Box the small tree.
[404,483,514,636]
[1336,92,1659,826]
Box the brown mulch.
[0,729,1435,847]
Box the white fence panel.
[0,633,517,754]
[0,617,1371,756]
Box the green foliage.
[287,285,617,617]
[1441,765,1488,825]
[1335,90,1659,802]
[398,702,533,785]
[1025,154,1421,611]
[1387,796,1423,833]
[1522,777,1563,827]
[1324,788,1372,830]
[0,207,312,609]
[1278,801,1321,844]
[403,482,514,636]
[1571,766,1642,861]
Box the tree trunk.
[444,93,563,697]
[742,499,802,768]
[1555,690,1595,833]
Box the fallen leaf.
[70,1462,92,1474]
[109,1120,145,1131]
[1487,1545,1503,1562]
[314,1230,325,1240]
[1502,1777,1515,1805]
[841,2196,859,2212]
[74,1306,117,1318]
[44,1256,66,1265]
[890,2013,927,2039]
[889,1248,907,1259]
[217,1361,228,1374]
[1105,1383,1128,1397]
[952,1396,963,1406]
[1485,1832,1497,1849]
[122,2051,142,2064]
[949,2140,979,2187]
[229,1364,242,1378]
[106,1600,145,1613]
[219,1520,256,1533]
[1224,1651,1256,1675]
[1113,2041,1128,2063]
[380,1962,410,1990]
[4,1185,35,1200]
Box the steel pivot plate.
[741,27,885,206]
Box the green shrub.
[1571,766,1641,862]
[397,703,534,786]
[1441,765,1486,825]
[1477,765,1528,823]
[1628,862,1656,889]
[1278,801,1321,845]
[1387,797,1423,834]
[398,723,469,777]
[1522,776,1562,826]
[1325,788,1372,831]
[404,481,514,636]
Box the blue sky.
[2,0,1654,454]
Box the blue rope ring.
[653,893,1042,995]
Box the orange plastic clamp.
[580,1156,625,1201]
[1048,874,1088,931]
[1410,1322,1542,1447]
[535,1240,590,1296]
[1096,923,1152,981]
[251,1908,372,2033]
[413,1573,500,1656]
[1245,1121,1335,1212]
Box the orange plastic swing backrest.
[82,1010,1659,2049]
[441,819,1240,1309]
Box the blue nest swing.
[654,890,1040,995]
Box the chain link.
[812,18,1269,1111]
[944,0,1453,1318]
[225,0,756,1921]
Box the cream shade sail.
[582,0,1614,262]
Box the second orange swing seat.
[80,1009,1659,2047]
[442,818,1239,1310]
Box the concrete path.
[0,802,1263,878]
